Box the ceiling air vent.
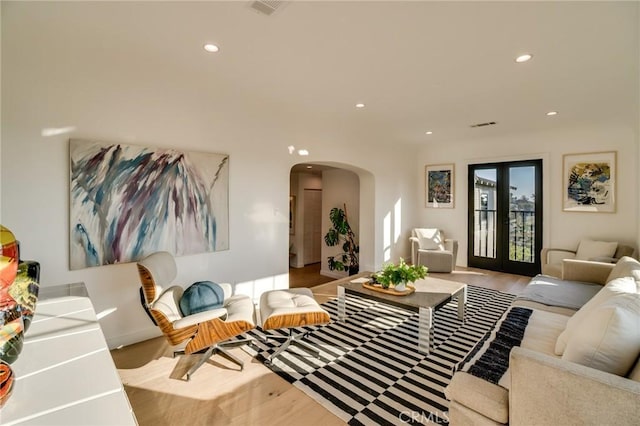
[249,1,288,16]
[470,121,497,128]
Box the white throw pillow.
[574,239,618,261]
[415,228,444,250]
[555,276,636,355]
[606,256,640,283]
[562,293,640,376]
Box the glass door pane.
[473,168,497,259]
[508,166,536,263]
[469,159,542,276]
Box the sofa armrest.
[409,237,421,265]
[541,247,576,266]
[444,239,459,263]
[561,259,614,284]
[589,256,617,263]
[510,347,640,425]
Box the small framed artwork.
[289,195,296,234]
[563,151,616,213]
[425,163,454,208]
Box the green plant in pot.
[324,204,359,275]
[373,258,428,291]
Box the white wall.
[1,4,418,348]
[637,9,640,252]
[0,2,3,224]
[417,124,639,266]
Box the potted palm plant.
[373,258,428,291]
[324,204,359,275]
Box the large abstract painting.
[70,139,229,270]
[563,151,616,213]
[425,163,454,208]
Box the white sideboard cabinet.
[0,283,137,425]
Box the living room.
[1,1,638,425]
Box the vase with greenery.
[324,204,359,275]
[373,258,428,291]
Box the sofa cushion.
[606,256,640,285]
[448,307,567,424]
[414,228,445,250]
[445,372,509,424]
[562,292,640,376]
[575,239,618,261]
[514,274,602,312]
[555,277,636,355]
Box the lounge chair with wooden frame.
[137,251,255,380]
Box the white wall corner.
[106,327,162,350]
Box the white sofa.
[445,257,640,425]
[541,239,635,278]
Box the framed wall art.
[425,163,454,208]
[70,139,229,270]
[563,151,616,213]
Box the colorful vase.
[0,360,14,408]
[10,260,40,332]
[0,226,19,300]
[0,226,24,364]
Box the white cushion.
[138,251,178,288]
[174,308,228,328]
[574,239,618,261]
[555,277,636,355]
[607,256,640,285]
[152,285,185,323]
[562,292,640,376]
[414,228,445,250]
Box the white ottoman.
[259,288,330,362]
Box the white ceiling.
[10,1,639,146]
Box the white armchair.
[541,239,635,278]
[409,228,458,273]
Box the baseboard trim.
[106,328,162,350]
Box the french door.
[468,160,542,276]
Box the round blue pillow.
[179,281,225,316]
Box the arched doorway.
[289,162,374,287]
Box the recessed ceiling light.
[515,53,533,63]
[306,165,313,169]
[204,44,220,53]
[425,131,433,135]
[298,149,309,156]
[546,111,558,116]
[355,103,365,108]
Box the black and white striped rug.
[245,285,515,425]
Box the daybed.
[445,256,640,425]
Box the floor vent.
[470,121,497,128]
[249,1,288,16]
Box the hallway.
[288,263,334,288]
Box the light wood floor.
[289,262,335,288]
[111,267,530,426]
